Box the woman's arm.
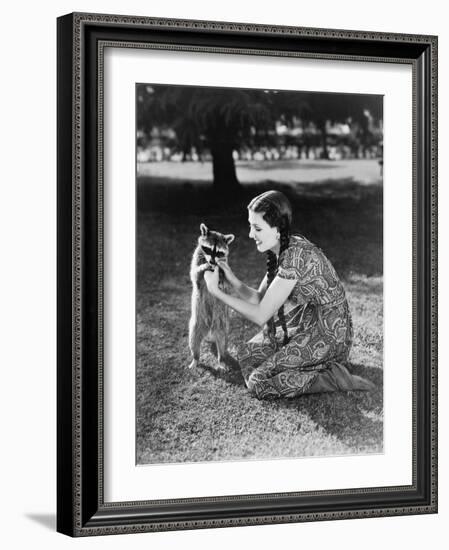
[217,259,267,305]
[232,273,268,305]
[205,268,296,326]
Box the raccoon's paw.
[188,359,198,369]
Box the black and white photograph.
[135,83,384,465]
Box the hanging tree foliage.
[137,84,382,189]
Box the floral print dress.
[236,235,375,399]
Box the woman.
[203,190,375,399]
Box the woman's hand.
[216,258,235,284]
[203,266,220,296]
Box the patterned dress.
[236,235,375,399]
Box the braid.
[265,250,277,346]
[248,190,293,349]
[265,229,290,348]
[277,229,290,346]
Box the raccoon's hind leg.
[211,330,229,369]
[188,314,208,369]
[210,301,230,368]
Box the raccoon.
[188,223,235,369]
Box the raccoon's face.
[198,223,235,267]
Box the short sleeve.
[277,246,304,281]
[277,244,325,287]
[277,242,346,305]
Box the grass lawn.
[136,160,383,464]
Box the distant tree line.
[137,84,383,190]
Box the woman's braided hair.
[248,191,293,347]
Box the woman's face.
[248,209,280,254]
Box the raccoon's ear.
[200,223,209,236]
[225,234,235,245]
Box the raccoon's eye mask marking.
[201,246,213,256]
[201,245,226,258]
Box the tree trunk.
[318,120,329,160]
[209,141,240,191]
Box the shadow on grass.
[137,177,382,279]
[138,176,382,212]
[272,363,383,451]
[199,362,245,387]
[198,358,383,453]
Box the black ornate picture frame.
[57,12,437,536]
